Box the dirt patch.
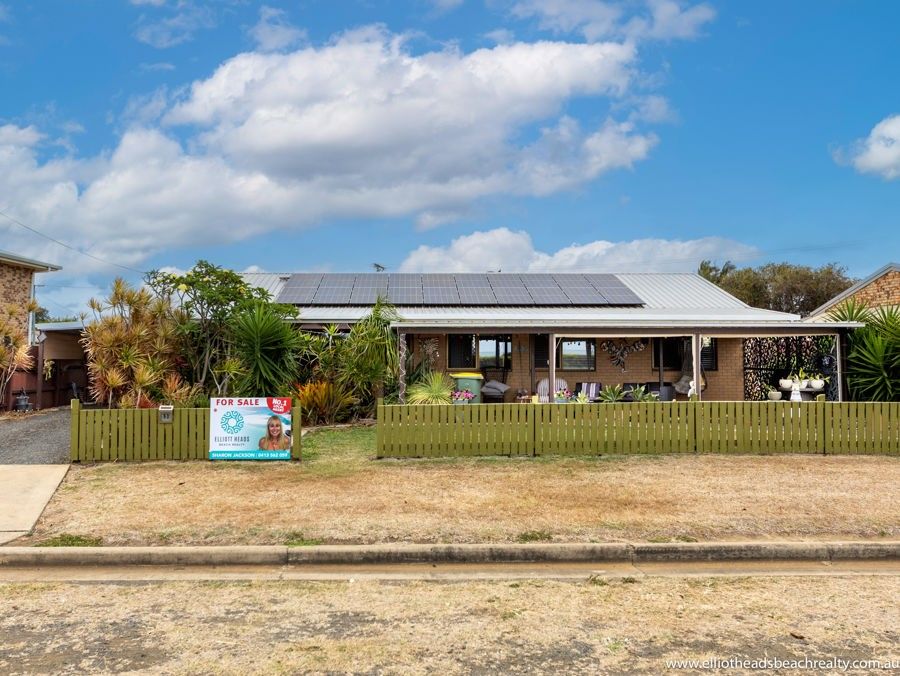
[15,427,900,546]
[0,576,897,674]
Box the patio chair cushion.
[483,380,510,394]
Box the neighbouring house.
[244,271,860,402]
[0,249,63,410]
[806,262,900,321]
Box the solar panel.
[455,274,491,288]
[458,287,497,304]
[423,287,461,305]
[277,272,642,307]
[487,274,522,287]
[311,286,352,304]
[387,287,424,304]
[276,274,323,304]
[530,287,572,305]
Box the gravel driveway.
[0,409,70,464]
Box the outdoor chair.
[536,377,569,403]
[576,382,601,400]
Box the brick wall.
[845,270,900,309]
[0,261,34,336]
[408,333,746,401]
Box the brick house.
[806,262,900,321]
[1,249,61,410]
[244,271,857,402]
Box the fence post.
[376,397,384,458]
[70,398,81,462]
[291,398,302,461]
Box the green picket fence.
[376,400,900,458]
[70,400,302,462]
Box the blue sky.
[0,0,898,316]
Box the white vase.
[810,379,825,390]
[768,391,782,401]
[799,379,809,389]
[779,379,793,389]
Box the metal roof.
[35,321,84,333]
[275,272,645,307]
[241,270,859,333]
[806,262,900,320]
[0,249,61,271]
[241,272,292,299]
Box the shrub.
[407,371,454,404]
[296,381,358,425]
[230,301,302,396]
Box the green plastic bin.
[451,372,484,404]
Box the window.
[478,335,512,370]
[651,337,718,371]
[448,334,476,369]
[559,339,596,371]
[533,335,596,371]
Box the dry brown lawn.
[18,426,900,546]
[1,576,897,673]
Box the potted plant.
[809,373,828,390]
[598,384,626,403]
[767,385,782,401]
[795,367,810,389]
[452,389,474,404]
[554,387,572,403]
[779,374,794,390]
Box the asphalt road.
[0,409,70,464]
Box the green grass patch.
[516,530,553,543]
[37,533,103,547]
[283,531,324,547]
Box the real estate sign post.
[209,397,293,460]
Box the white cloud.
[0,124,43,146]
[134,3,216,48]
[511,0,715,42]
[0,27,674,280]
[139,61,176,72]
[0,3,10,22]
[840,114,900,180]
[484,28,515,44]
[430,0,465,11]
[130,0,167,6]
[399,227,759,273]
[248,6,306,52]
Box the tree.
[698,261,855,317]
[145,261,275,395]
[698,259,736,285]
[81,278,196,408]
[0,301,36,408]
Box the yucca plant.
[82,278,181,408]
[0,301,35,407]
[406,371,454,405]
[829,300,900,401]
[230,301,302,396]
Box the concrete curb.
[0,541,897,567]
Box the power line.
[0,207,146,274]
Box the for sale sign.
[209,397,292,460]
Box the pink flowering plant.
[554,388,572,401]
[452,389,475,401]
